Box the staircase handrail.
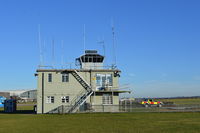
[73,70,92,90]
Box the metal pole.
[42,73,44,114]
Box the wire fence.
[80,104,200,113]
[46,103,200,114]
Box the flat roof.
[36,69,121,72]
[94,90,131,93]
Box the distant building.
[36,50,129,114]
[0,89,36,102]
[3,90,30,97]
[20,90,37,99]
[4,99,17,113]
[0,92,10,99]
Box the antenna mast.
[111,19,117,68]
[84,25,86,53]
[98,37,106,65]
[52,39,55,68]
[83,24,86,68]
[83,25,86,54]
[61,40,64,68]
[38,24,43,67]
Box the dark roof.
[76,53,104,63]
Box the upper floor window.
[107,75,113,86]
[46,96,54,103]
[48,73,52,82]
[96,74,113,87]
[62,73,69,82]
[61,96,69,103]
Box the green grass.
[157,98,200,105]
[18,102,36,104]
[0,112,200,133]
[0,105,34,111]
[16,105,34,110]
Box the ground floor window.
[46,96,54,103]
[61,96,69,103]
[102,94,113,105]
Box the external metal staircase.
[71,70,91,92]
[47,70,93,114]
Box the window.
[46,96,54,103]
[102,76,106,86]
[48,73,52,82]
[62,73,69,82]
[96,76,101,86]
[107,74,113,86]
[61,96,69,103]
[102,94,113,105]
[96,74,113,87]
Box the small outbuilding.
[4,99,17,113]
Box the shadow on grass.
[0,110,35,114]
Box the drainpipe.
[42,73,44,114]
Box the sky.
[0,0,200,98]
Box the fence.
[81,104,200,113]
[47,103,200,114]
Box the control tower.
[76,50,104,69]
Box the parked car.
[141,99,163,107]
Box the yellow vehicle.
[141,99,163,107]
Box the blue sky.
[0,0,200,97]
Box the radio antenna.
[83,24,86,68]
[52,39,55,68]
[111,19,117,68]
[38,24,43,67]
[43,39,46,66]
[98,36,106,65]
[83,24,86,54]
[61,40,64,68]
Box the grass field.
[157,98,200,105]
[0,112,200,133]
[0,101,200,133]
[0,104,34,111]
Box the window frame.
[61,96,69,103]
[102,94,113,105]
[46,96,54,104]
[62,73,69,82]
[48,73,52,82]
[96,74,113,87]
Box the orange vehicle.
[141,99,163,107]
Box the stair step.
[68,70,93,113]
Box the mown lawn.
[0,105,34,111]
[0,112,200,133]
[158,98,200,105]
